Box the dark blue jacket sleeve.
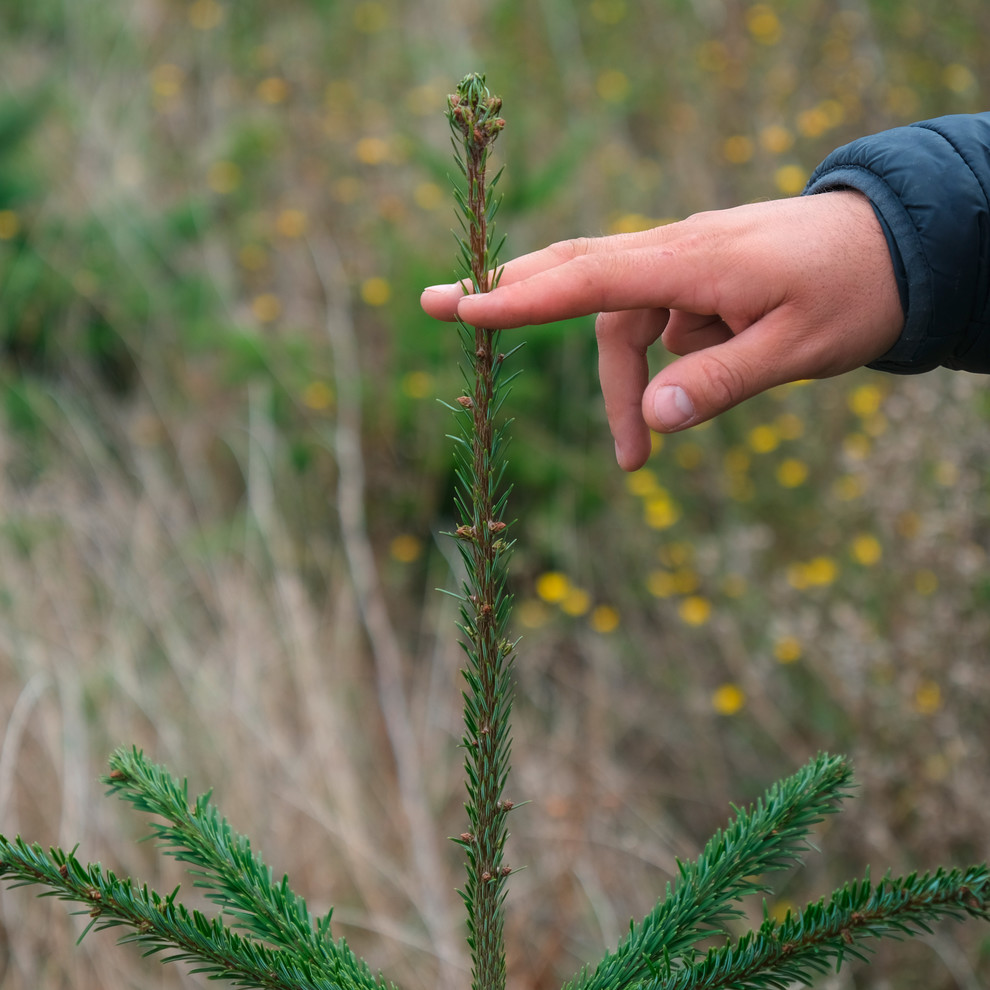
[803,113,990,374]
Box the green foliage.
[570,753,853,990]
[0,746,388,990]
[571,755,990,989]
[103,747,384,990]
[677,865,990,990]
[0,91,45,209]
[1,747,987,990]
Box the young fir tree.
[0,72,988,990]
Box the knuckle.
[665,209,718,244]
[594,310,617,343]
[550,236,594,263]
[670,223,721,263]
[698,351,750,411]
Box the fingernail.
[423,283,457,293]
[652,385,695,431]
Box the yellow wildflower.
[302,381,334,411]
[747,424,779,454]
[644,494,680,530]
[535,572,569,604]
[589,605,620,634]
[390,534,423,563]
[360,277,391,306]
[517,599,550,629]
[913,680,942,715]
[401,371,433,399]
[746,4,782,44]
[773,636,802,664]
[251,293,281,322]
[560,587,591,617]
[711,683,746,715]
[848,383,884,418]
[851,533,882,566]
[776,458,809,488]
[679,595,712,626]
[646,570,676,599]
[625,468,660,497]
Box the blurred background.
[1,0,989,987]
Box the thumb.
[643,319,813,432]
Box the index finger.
[456,237,715,329]
[419,228,664,321]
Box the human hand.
[421,191,903,471]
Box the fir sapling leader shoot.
[444,73,518,990]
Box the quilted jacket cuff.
[803,114,990,375]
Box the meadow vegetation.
[0,1,989,987]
